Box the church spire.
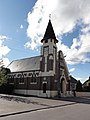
[41,18,58,43]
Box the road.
[0,102,90,120]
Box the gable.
[70,76,77,83]
[8,56,40,72]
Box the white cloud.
[0,35,10,57]
[0,35,7,40]
[0,35,10,67]
[81,25,90,33]
[69,68,75,73]
[0,46,10,56]
[16,25,24,32]
[25,0,58,49]
[20,25,23,29]
[63,32,90,64]
[25,0,90,64]
[0,58,10,67]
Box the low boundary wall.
[76,92,90,97]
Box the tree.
[0,58,4,67]
[76,80,82,92]
[0,67,10,86]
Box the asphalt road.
[0,102,90,120]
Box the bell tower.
[40,19,58,74]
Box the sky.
[0,0,90,83]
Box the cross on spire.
[49,14,51,20]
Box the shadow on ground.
[59,96,90,104]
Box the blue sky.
[0,0,90,83]
[0,0,38,60]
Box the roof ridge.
[12,55,40,62]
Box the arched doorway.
[61,78,66,94]
[43,83,46,93]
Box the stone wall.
[76,92,90,97]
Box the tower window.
[28,73,32,77]
[51,39,52,42]
[44,46,49,55]
[19,77,24,84]
[30,74,37,84]
[43,83,46,93]
[54,40,56,44]
[53,47,56,54]
[45,40,48,43]
[24,73,27,77]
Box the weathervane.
[49,14,51,20]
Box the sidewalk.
[0,94,76,117]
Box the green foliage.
[83,77,90,92]
[76,80,82,92]
[0,67,10,86]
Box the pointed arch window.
[30,73,37,84]
[44,46,49,55]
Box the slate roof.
[70,76,77,83]
[41,20,58,43]
[8,56,40,72]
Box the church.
[8,19,72,98]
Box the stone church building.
[8,19,71,97]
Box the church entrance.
[61,78,66,95]
[43,83,46,93]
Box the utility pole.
[57,50,61,97]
